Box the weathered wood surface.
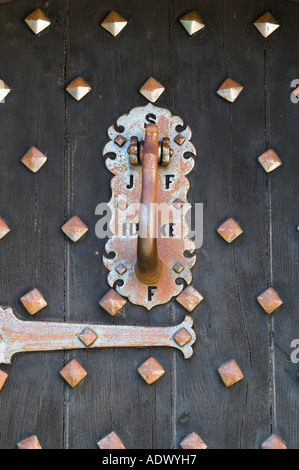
[0,0,298,449]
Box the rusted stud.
[138,357,165,384]
[176,286,204,312]
[257,287,283,314]
[0,80,11,102]
[174,133,186,146]
[116,263,127,275]
[217,218,243,244]
[172,198,184,209]
[101,11,127,37]
[258,149,282,173]
[0,370,8,391]
[99,289,127,316]
[0,218,10,240]
[292,86,299,100]
[97,431,125,449]
[173,262,184,274]
[20,288,47,315]
[78,327,98,347]
[217,78,244,103]
[21,146,47,173]
[254,12,280,38]
[60,359,87,388]
[180,432,207,449]
[261,433,287,449]
[66,77,91,101]
[139,77,165,103]
[179,10,205,36]
[117,199,128,211]
[218,359,244,387]
[62,216,88,242]
[114,135,127,147]
[17,435,42,449]
[24,9,51,35]
[173,327,192,347]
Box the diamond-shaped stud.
[117,199,128,211]
[257,287,283,314]
[261,433,287,449]
[20,288,47,315]
[258,149,282,173]
[97,431,125,449]
[218,359,244,387]
[217,218,243,244]
[254,12,280,38]
[173,328,192,347]
[62,216,88,242]
[115,135,127,147]
[138,357,165,384]
[139,77,165,103]
[99,289,127,316]
[24,9,51,35]
[172,198,184,209]
[217,78,244,103]
[0,370,8,391]
[116,263,127,275]
[66,77,91,101]
[0,218,10,240]
[179,10,205,36]
[0,80,11,102]
[180,432,207,449]
[60,359,87,388]
[176,286,204,312]
[174,134,186,146]
[78,327,98,347]
[173,262,184,274]
[17,435,42,449]
[101,11,127,37]
[21,146,47,173]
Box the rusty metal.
[20,288,47,315]
[115,135,127,147]
[172,262,184,274]
[174,133,186,146]
[78,327,98,347]
[180,432,207,450]
[261,434,287,449]
[17,435,42,449]
[176,286,204,312]
[218,359,244,387]
[0,217,10,240]
[60,359,87,388]
[257,287,283,314]
[217,218,243,244]
[66,77,91,101]
[217,78,244,103]
[173,327,192,347]
[137,357,165,384]
[258,149,282,173]
[24,9,51,35]
[139,78,165,103]
[0,79,11,101]
[62,216,88,242]
[97,431,125,449]
[103,103,196,309]
[0,307,196,363]
[21,146,47,173]
[179,10,205,36]
[0,370,8,391]
[99,288,127,316]
[101,11,127,37]
[254,12,280,38]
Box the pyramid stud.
[60,359,87,388]
[138,357,165,384]
[258,149,282,173]
[261,433,287,449]
[173,327,192,347]
[78,327,98,347]
[257,287,283,314]
[117,199,128,211]
[99,289,126,316]
[179,10,205,36]
[101,11,127,37]
[62,216,88,242]
[180,432,207,449]
[66,77,91,101]
[21,146,47,173]
[174,134,186,146]
[20,288,47,315]
[0,370,8,391]
[24,9,51,35]
[17,435,42,449]
[218,359,244,387]
[254,12,280,38]
[217,78,244,102]
[97,431,125,449]
[172,198,184,209]
[0,80,11,102]
[217,218,243,243]
[173,262,184,274]
[293,86,299,99]
[0,218,10,240]
[176,286,204,312]
[139,77,165,103]
[116,263,127,275]
[115,135,127,147]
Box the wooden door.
[0,0,298,449]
